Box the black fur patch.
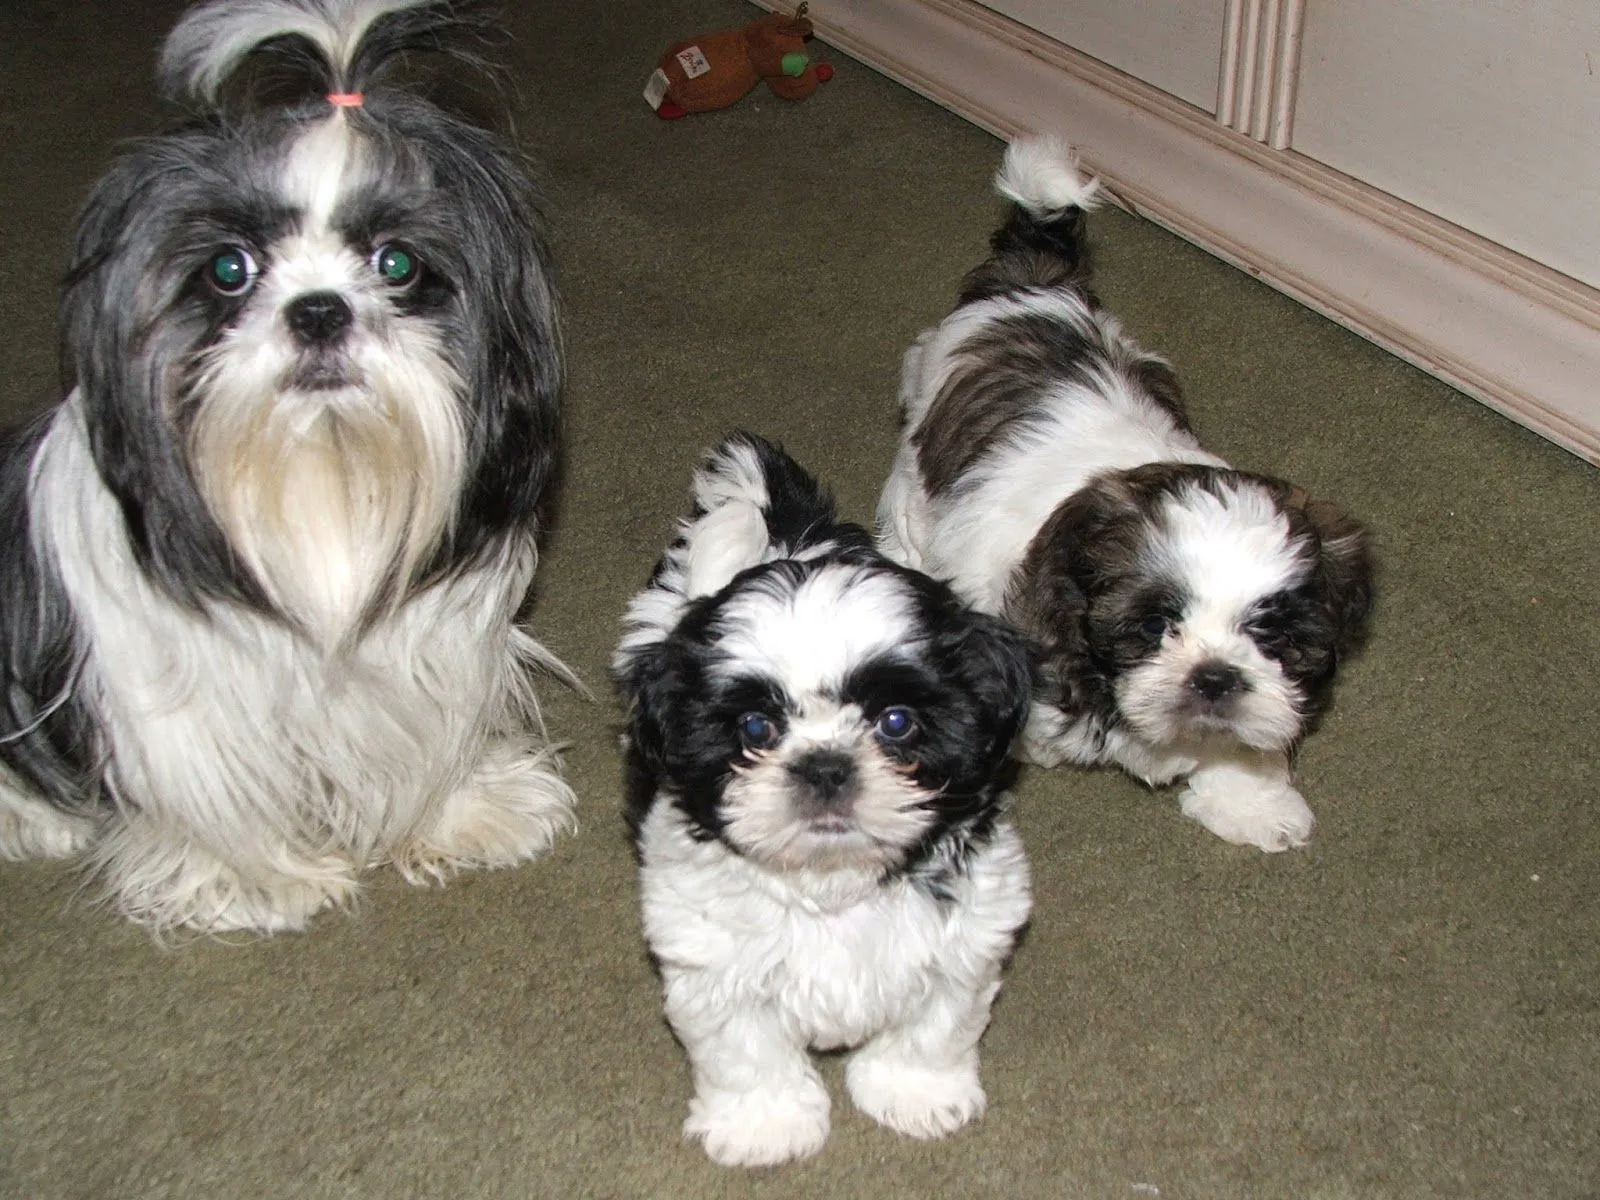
[0,419,101,812]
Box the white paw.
[1180,770,1315,852]
[1017,703,1074,768]
[686,1081,831,1168]
[846,1055,986,1140]
[395,738,575,884]
[0,795,99,861]
[94,820,359,936]
[197,867,357,934]
[1128,753,1199,789]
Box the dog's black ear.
[615,641,678,775]
[1277,487,1374,657]
[1305,499,1374,655]
[614,638,685,840]
[939,609,1039,761]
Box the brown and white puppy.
[878,136,1373,851]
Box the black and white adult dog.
[614,432,1034,1167]
[879,136,1374,852]
[0,0,571,934]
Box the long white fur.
[638,799,1031,1167]
[878,134,1321,853]
[23,397,572,935]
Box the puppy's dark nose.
[285,291,353,345]
[1189,662,1245,701]
[789,750,856,809]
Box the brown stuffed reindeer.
[645,3,833,119]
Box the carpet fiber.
[2,2,1597,1196]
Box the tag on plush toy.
[644,67,670,110]
[674,45,712,79]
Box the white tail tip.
[994,134,1102,215]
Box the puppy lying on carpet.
[879,136,1374,852]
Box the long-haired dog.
[614,433,1035,1167]
[0,0,572,934]
[879,136,1374,852]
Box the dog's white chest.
[638,802,1030,1051]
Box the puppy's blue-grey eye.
[1141,614,1173,641]
[207,247,258,295]
[874,706,917,742]
[738,713,778,750]
[373,242,419,288]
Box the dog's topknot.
[159,0,496,107]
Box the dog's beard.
[1114,635,1304,751]
[186,315,466,646]
[719,741,936,873]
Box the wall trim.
[760,0,1600,464]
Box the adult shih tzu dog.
[878,136,1374,852]
[0,0,572,934]
[614,432,1035,1167]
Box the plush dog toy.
[645,3,833,119]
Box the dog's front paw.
[686,1080,831,1168]
[1179,765,1315,852]
[0,794,99,861]
[95,815,359,935]
[846,1053,986,1140]
[396,737,575,883]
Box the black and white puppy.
[879,136,1373,852]
[614,432,1034,1167]
[0,0,571,934]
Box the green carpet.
[2,2,1597,1196]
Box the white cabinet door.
[981,0,1227,110]
[1293,0,1600,290]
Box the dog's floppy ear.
[1003,472,1139,706]
[1308,500,1374,655]
[1283,488,1375,656]
[615,640,680,775]
[936,608,1039,761]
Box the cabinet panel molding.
[978,0,1224,111]
[1217,0,1303,148]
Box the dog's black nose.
[789,750,857,807]
[285,291,353,345]
[1189,662,1245,701]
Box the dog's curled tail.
[613,432,860,674]
[160,0,492,106]
[674,430,848,604]
[963,134,1102,300]
[995,135,1101,222]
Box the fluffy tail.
[961,134,1102,302]
[613,432,867,674]
[159,0,493,106]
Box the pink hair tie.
[327,92,364,107]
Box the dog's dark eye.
[1140,614,1173,641]
[738,712,779,750]
[873,707,918,743]
[373,242,420,288]
[206,246,258,296]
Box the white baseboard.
[759,0,1600,464]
